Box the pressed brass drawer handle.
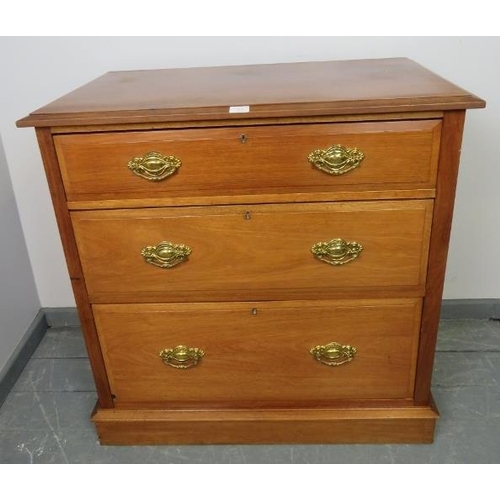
[141,241,191,268]
[310,342,357,367]
[308,144,364,176]
[128,151,181,181]
[311,238,363,266]
[159,345,204,369]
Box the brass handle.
[128,151,181,181]
[310,342,357,367]
[141,241,191,268]
[308,144,364,176]
[159,345,204,369]
[311,238,363,266]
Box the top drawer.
[55,120,441,203]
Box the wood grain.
[414,111,466,403]
[55,121,441,202]
[93,298,421,405]
[92,403,438,444]
[71,200,433,302]
[65,187,436,210]
[49,111,444,134]
[35,128,113,408]
[66,188,437,210]
[17,58,484,128]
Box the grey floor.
[1,319,500,463]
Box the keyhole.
[251,308,258,315]
[244,211,251,220]
[240,134,247,144]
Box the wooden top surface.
[17,58,485,128]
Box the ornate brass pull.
[141,241,191,268]
[308,144,364,176]
[128,151,181,181]
[311,238,363,266]
[310,342,357,367]
[159,345,204,369]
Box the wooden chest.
[17,58,485,444]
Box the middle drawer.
[72,200,433,303]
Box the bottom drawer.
[93,299,422,407]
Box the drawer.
[72,200,433,302]
[93,299,421,406]
[55,120,441,202]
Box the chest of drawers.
[17,58,485,444]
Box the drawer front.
[72,201,433,302]
[56,120,440,202]
[93,299,421,406]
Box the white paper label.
[229,105,250,113]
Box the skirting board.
[0,310,47,407]
[440,299,500,320]
[44,307,81,327]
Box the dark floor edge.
[440,299,500,320]
[0,310,48,407]
[43,307,80,327]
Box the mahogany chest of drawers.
[18,58,485,444]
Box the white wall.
[0,36,498,306]
[0,134,40,373]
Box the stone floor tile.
[11,358,95,392]
[32,327,87,358]
[437,320,500,352]
[432,352,500,387]
[0,430,68,464]
[0,391,97,431]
